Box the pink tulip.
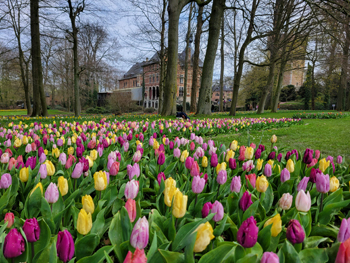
[45,183,59,204]
[125,199,136,223]
[211,201,224,222]
[125,180,139,199]
[295,190,311,212]
[190,161,200,177]
[192,176,205,194]
[130,217,149,249]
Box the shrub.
[144,107,155,113]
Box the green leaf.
[159,250,185,263]
[236,253,258,263]
[278,241,301,263]
[198,243,238,263]
[303,236,332,249]
[163,161,177,176]
[25,186,42,218]
[91,208,106,238]
[76,246,114,263]
[310,225,338,239]
[258,224,272,251]
[104,251,114,263]
[75,234,100,261]
[32,237,57,263]
[34,219,51,256]
[213,214,228,237]
[318,200,350,225]
[243,201,259,222]
[184,232,197,263]
[147,232,157,260]
[261,184,274,214]
[299,248,328,263]
[108,212,125,262]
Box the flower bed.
[0,117,346,263]
[292,112,347,119]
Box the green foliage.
[280,85,297,102]
[302,64,313,110]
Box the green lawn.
[0,109,71,116]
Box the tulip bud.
[31,182,43,196]
[297,176,309,191]
[225,150,235,163]
[192,176,205,194]
[242,160,255,172]
[157,152,165,166]
[109,162,120,176]
[127,163,140,180]
[217,170,227,185]
[58,176,68,197]
[264,214,282,237]
[23,218,40,242]
[211,201,224,222]
[261,252,279,263]
[237,216,258,248]
[172,189,188,218]
[193,222,215,253]
[157,172,166,186]
[125,199,136,223]
[230,176,241,193]
[286,219,305,244]
[56,229,75,263]
[244,147,254,160]
[268,151,276,160]
[3,228,25,258]
[202,202,213,218]
[295,190,311,212]
[240,191,253,212]
[173,148,181,158]
[0,173,12,189]
[180,150,189,163]
[77,209,92,235]
[93,171,107,191]
[337,155,343,164]
[19,167,29,183]
[330,176,339,192]
[124,248,147,263]
[4,212,14,228]
[59,153,67,165]
[245,173,256,188]
[271,135,277,143]
[133,151,142,163]
[335,237,350,263]
[210,154,218,168]
[164,177,177,207]
[190,161,200,177]
[286,159,294,173]
[185,156,194,170]
[125,180,139,200]
[319,158,330,173]
[278,193,293,210]
[130,217,149,249]
[338,218,350,243]
[201,156,208,168]
[256,175,269,193]
[256,159,263,171]
[229,158,236,170]
[316,172,330,193]
[82,195,95,214]
[45,183,59,204]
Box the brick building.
[118,47,203,109]
[282,60,305,89]
[211,84,233,103]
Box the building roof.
[121,62,146,80]
[212,84,233,92]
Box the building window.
[216,93,219,96]
[179,87,184,97]
[156,74,159,82]
[153,74,155,83]
[180,75,184,84]
[149,75,152,83]
[124,82,127,87]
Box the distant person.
[176,111,190,120]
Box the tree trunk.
[72,28,81,116]
[272,57,287,112]
[158,0,167,113]
[219,12,224,112]
[196,0,225,115]
[230,0,258,116]
[342,23,350,111]
[183,3,193,113]
[190,4,203,113]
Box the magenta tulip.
[3,229,25,258]
[23,218,40,242]
[211,201,224,222]
[237,216,258,248]
[56,229,75,263]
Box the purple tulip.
[217,170,227,185]
[277,153,282,162]
[254,149,261,159]
[23,218,40,242]
[0,173,12,189]
[25,156,36,170]
[45,183,59,204]
[297,177,309,191]
[211,201,224,222]
[59,153,67,165]
[185,156,194,170]
[309,168,320,183]
[292,149,299,160]
[56,229,75,262]
[337,155,343,164]
[158,152,165,166]
[211,154,218,168]
[261,252,279,263]
[229,158,236,170]
[258,144,265,152]
[202,202,213,218]
[338,218,350,243]
[72,162,84,179]
[230,176,241,193]
[125,179,139,199]
[3,228,25,258]
[192,176,205,194]
[38,147,44,158]
[239,191,253,212]
[285,151,292,161]
[264,164,272,177]
[303,148,313,164]
[76,147,83,158]
[127,163,140,180]
[280,168,290,183]
[173,148,181,158]
[157,172,166,186]
[130,217,149,249]
[286,219,305,244]
[39,164,47,179]
[237,216,258,248]
[316,172,330,193]
[268,151,276,160]
[169,141,174,150]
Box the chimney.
[146,57,149,62]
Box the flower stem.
[99,191,102,201]
[320,193,324,213]
[216,184,220,200]
[194,194,198,208]
[31,242,35,261]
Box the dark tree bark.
[190,3,203,112]
[183,3,193,113]
[197,0,225,114]
[158,0,167,113]
[341,22,350,111]
[30,0,48,116]
[219,11,224,112]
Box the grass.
[0,109,71,116]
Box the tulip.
[59,153,67,165]
[125,180,139,199]
[202,156,208,167]
[127,163,140,180]
[38,163,47,179]
[261,252,279,263]
[125,199,136,223]
[245,173,256,188]
[242,160,255,172]
[77,209,92,235]
[164,177,177,207]
[337,155,343,164]
[240,191,253,211]
[90,150,98,161]
[335,237,350,263]
[264,214,282,237]
[8,158,16,171]
[52,148,60,158]
[202,202,213,218]
[158,152,165,166]
[255,149,262,159]
[225,150,235,162]
[0,173,12,189]
[245,147,254,160]
[93,171,107,191]
[319,158,330,173]
[45,183,59,204]
[192,176,205,194]
[19,167,29,183]
[65,155,75,169]
[31,182,43,196]
[302,148,313,164]
[185,156,194,170]
[277,153,282,162]
[173,148,181,158]
[193,222,215,253]
[230,140,238,150]
[295,190,311,212]
[109,162,120,176]
[271,135,277,143]
[56,230,75,263]
[316,172,330,193]
[23,218,40,242]
[3,228,25,258]
[286,159,294,173]
[229,158,236,170]
[238,146,246,161]
[330,176,340,192]
[262,164,272,178]
[72,162,84,179]
[230,176,241,193]
[211,201,224,222]
[278,193,293,210]
[256,159,263,171]
[190,161,200,177]
[123,248,147,263]
[82,195,95,214]
[180,150,189,162]
[286,219,305,244]
[130,217,149,249]
[297,176,309,191]
[268,151,276,160]
[279,168,290,183]
[210,154,218,167]
[338,218,350,243]
[67,147,74,156]
[44,160,55,176]
[256,175,269,193]
[58,176,68,197]
[216,162,226,175]
[133,151,142,163]
[157,172,166,186]
[4,212,14,228]
[1,153,9,163]
[172,189,188,218]
[268,159,274,167]
[217,170,227,185]
[310,168,320,183]
[237,216,258,248]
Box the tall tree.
[219,11,225,112]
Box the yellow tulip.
[14,138,22,148]
[162,137,166,145]
[30,182,43,196]
[67,147,74,155]
[86,156,94,167]
[52,148,60,158]
[271,135,277,143]
[230,140,238,151]
[225,150,235,162]
[244,147,254,160]
[329,176,339,192]
[19,167,29,182]
[22,136,28,145]
[202,156,208,168]
[256,175,269,193]
[58,176,68,196]
[44,149,48,155]
[44,160,55,176]
[216,162,227,175]
[180,150,189,163]
[153,140,160,150]
[172,189,188,218]
[286,159,294,173]
[256,159,263,171]
[82,195,95,214]
[274,164,281,174]
[93,171,107,191]
[72,137,76,144]
[164,177,177,207]
[268,159,274,167]
[319,158,330,173]
[90,150,98,161]
[77,209,92,235]
[264,214,282,237]
[193,222,215,252]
